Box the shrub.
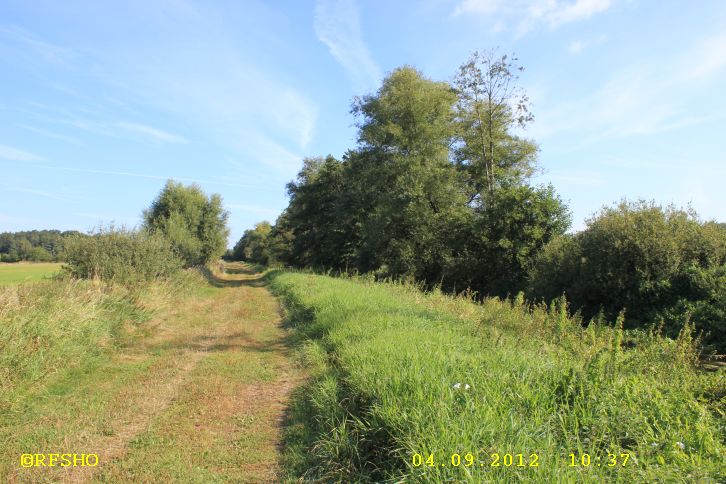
[529,201,726,350]
[63,227,183,284]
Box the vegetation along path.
[6,262,302,483]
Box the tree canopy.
[143,180,229,266]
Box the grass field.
[2,264,723,482]
[270,271,725,483]
[0,262,63,285]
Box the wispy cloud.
[532,30,726,141]
[0,25,79,65]
[567,34,606,55]
[0,181,68,201]
[226,203,281,220]
[43,165,275,190]
[0,143,44,162]
[314,0,381,91]
[116,121,188,144]
[453,0,613,33]
[16,124,84,145]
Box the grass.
[0,262,63,285]
[1,263,301,483]
[270,272,726,483]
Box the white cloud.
[116,122,188,144]
[0,143,44,162]
[314,0,381,91]
[544,0,611,27]
[453,0,612,32]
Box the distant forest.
[230,51,726,352]
[0,230,84,262]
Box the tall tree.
[350,66,468,281]
[284,155,351,270]
[453,50,538,201]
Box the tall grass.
[271,272,725,482]
[0,270,205,417]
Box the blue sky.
[2,0,725,246]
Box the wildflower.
[676,441,685,450]
[452,383,471,390]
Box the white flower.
[452,383,471,390]
[651,443,658,448]
[453,383,462,389]
[676,441,685,450]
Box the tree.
[460,184,570,297]
[349,66,468,281]
[283,155,352,270]
[231,221,273,264]
[453,50,538,202]
[143,180,229,266]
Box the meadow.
[0,262,63,285]
[270,271,725,483]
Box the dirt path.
[10,263,302,483]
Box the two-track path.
[9,263,302,483]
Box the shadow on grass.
[199,265,267,288]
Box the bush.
[529,201,726,350]
[63,227,183,284]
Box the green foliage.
[143,180,229,266]
[453,50,538,198]
[230,221,273,264]
[451,184,571,296]
[272,272,725,482]
[0,230,83,261]
[63,226,183,284]
[283,156,353,269]
[529,201,726,350]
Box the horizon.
[2,0,725,247]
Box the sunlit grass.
[271,272,725,483]
[0,262,63,285]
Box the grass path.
[6,263,302,483]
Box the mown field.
[0,262,63,285]
[270,271,725,483]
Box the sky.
[2,0,725,246]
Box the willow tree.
[349,66,469,281]
[143,180,229,266]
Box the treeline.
[232,51,726,351]
[0,230,84,262]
